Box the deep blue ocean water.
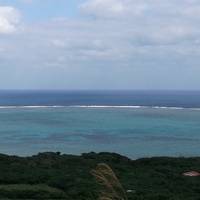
[0,90,200,158]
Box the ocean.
[0,90,200,158]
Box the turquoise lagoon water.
[0,90,200,158]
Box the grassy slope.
[0,184,67,199]
[0,152,200,199]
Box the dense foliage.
[0,152,200,199]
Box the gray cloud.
[0,1,200,89]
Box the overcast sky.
[0,0,199,90]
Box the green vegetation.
[0,184,67,199]
[0,152,200,199]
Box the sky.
[0,0,200,90]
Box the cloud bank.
[0,0,200,89]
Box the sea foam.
[0,105,199,111]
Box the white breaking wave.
[152,106,184,110]
[0,105,199,110]
[69,105,200,111]
[0,105,65,109]
[70,105,144,108]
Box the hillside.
[0,152,200,199]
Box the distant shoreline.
[1,151,200,160]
